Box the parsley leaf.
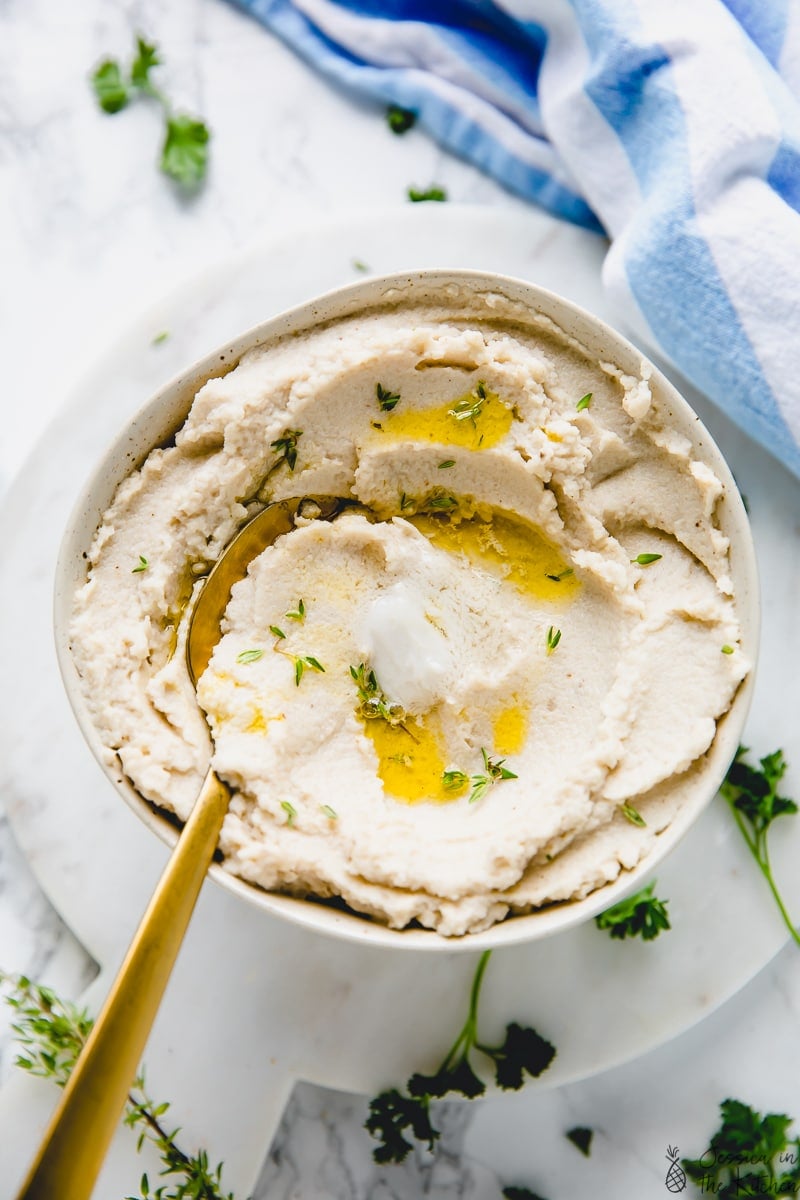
[722,747,799,948]
[387,105,417,134]
[365,1088,439,1164]
[566,1126,594,1157]
[130,36,160,92]
[408,185,448,202]
[161,114,210,189]
[476,1022,556,1090]
[595,881,671,941]
[91,60,130,114]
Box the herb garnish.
[545,567,573,582]
[576,393,592,411]
[387,105,416,134]
[595,881,671,941]
[545,626,561,655]
[296,656,325,686]
[281,800,297,826]
[365,951,556,1163]
[683,1098,800,1198]
[722,747,799,948]
[376,382,401,411]
[350,663,407,727]
[132,554,149,574]
[621,802,646,827]
[438,460,456,469]
[442,769,469,792]
[352,258,370,273]
[269,625,286,640]
[236,648,264,664]
[631,553,662,566]
[268,624,324,686]
[285,599,306,621]
[408,185,448,202]
[152,330,170,345]
[0,972,235,1199]
[566,1126,594,1157]
[320,804,338,820]
[269,429,302,473]
[425,488,458,511]
[90,35,210,189]
[448,381,487,426]
[721,644,735,654]
[469,748,518,805]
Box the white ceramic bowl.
[54,270,759,952]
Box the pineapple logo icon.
[665,1145,687,1193]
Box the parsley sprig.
[683,1098,800,1199]
[594,881,671,941]
[722,747,799,948]
[468,748,518,805]
[365,951,556,1163]
[90,35,210,189]
[0,972,234,1200]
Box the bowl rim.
[53,267,760,952]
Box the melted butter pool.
[363,715,452,804]
[379,385,512,450]
[410,510,580,602]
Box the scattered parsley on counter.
[576,392,592,411]
[683,1098,800,1198]
[469,748,517,805]
[566,1126,594,1157]
[595,881,671,941]
[90,34,211,190]
[722,747,799,948]
[0,971,235,1200]
[408,185,448,202]
[387,104,417,134]
[376,382,401,411]
[365,951,556,1163]
[631,553,663,566]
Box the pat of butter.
[356,582,453,713]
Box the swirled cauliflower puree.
[70,286,749,936]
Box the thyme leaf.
[269,429,302,473]
[576,392,592,412]
[132,554,149,574]
[236,648,264,664]
[469,748,518,805]
[545,626,561,655]
[376,383,401,411]
[631,553,662,566]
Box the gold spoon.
[16,494,342,1200]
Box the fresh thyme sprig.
[631,552,662,566]
[269,625,325,686]
[350,663,407,727]
[0,972,235,1200]
[366,951,556,1163]
[722,747,799,948]
[448,381,487,426]
[376,383,401,411]
[285,599,305,622]
[132,555,150,574]
[545,626,561,655]
[469,748,518,805]
[594,881,671,941]
[269,429,302,474]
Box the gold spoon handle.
[15,769,230,1200]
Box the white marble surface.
[2,3,800,1199]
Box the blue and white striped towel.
[231,0,800,480]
